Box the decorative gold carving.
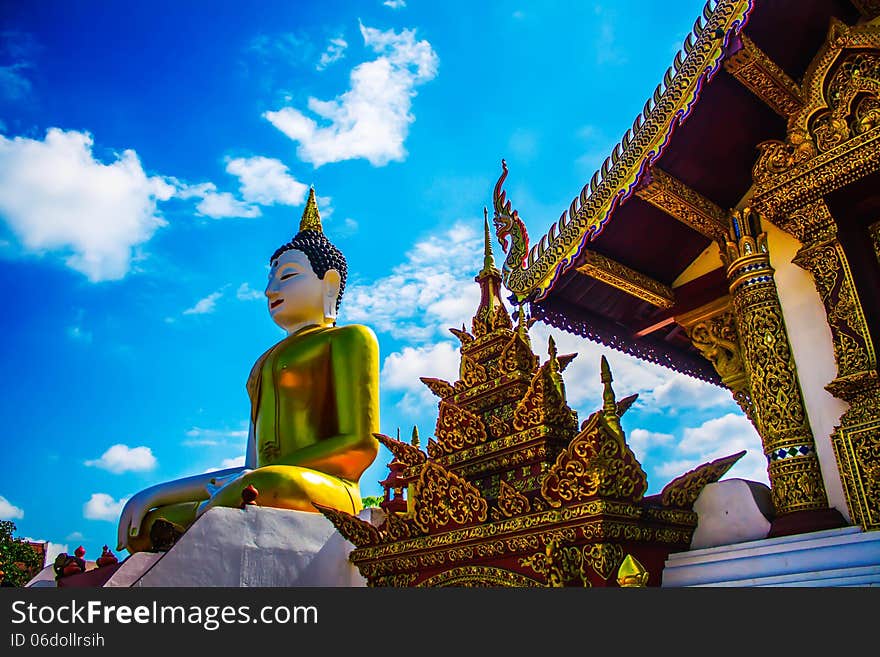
[459,353,488,388]
[751,19,880,220]
[491,480,531,520]
[383,510,416,541]
[660,451,746,508]
[500,332,539,375]
[374,432,428,467]
[792,235,876,383]
[541,411,648,507]
[683,308,757,427]
[636,167,730,241]
[833,381,880,529]
[433,401,488,454]
[576,250,675,308]
[449,325,474,345]
[420,377,456,400]
[411,461,488,533]
[583,543,625,580]
[491,0,755,301]
[519,539,591,587]
[723,34,804,117]
[372,573,417,587]
[313,504,381,548]
[418,566,542,588]
[725,208,830,515]
[512,340,578,432]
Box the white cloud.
[655,413,768,485]
[317,36,348,70]
[83,493,128,522]
[384,0,407,8]
[0,128,174,281]
[382,341,461,414]
[66,531,84,541]
[646,376,733,412]
[184,426,249,447]
[342,222,483,341]
[264,23,438,167]
[236,282,263,301]
[0,495,24,519]
[184,290,223,315]
[220,456,246,469]
[225,156,309,206]
[193,185,261,219]
[628,428,675,461]
[85,444,157,474]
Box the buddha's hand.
[197,469,253,518]
[116,489,156,552]
[205,469,252,498]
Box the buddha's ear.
[322,269,341,322]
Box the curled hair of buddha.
[270,230,348,311]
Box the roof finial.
[479,208,497,276]
[601,355,622,436]
[300,187,322,233]
[411,425,420,448]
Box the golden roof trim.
[494,0,754,302]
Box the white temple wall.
[765,221,850,521]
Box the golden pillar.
[724,208,835,526]
[790,201,880,530]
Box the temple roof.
[493,0,869,383]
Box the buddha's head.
[266,189,348,333]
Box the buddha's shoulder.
[322,323,378,347]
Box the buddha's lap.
[138,465,360,536]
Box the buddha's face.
[266,249,337,332]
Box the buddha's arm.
[116,465,246,551]
[275,324,380,481]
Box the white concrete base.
[663,526,880,587]
[130,506,368,587]
[690,479,773,550]
[103,552,163,587]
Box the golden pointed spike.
[617,554,649,587]
[600,355,613,384]
[601,356,621,434]
[548,335,557,360]
[411,425,420,448]
[396,427,401,440]
[299,187,322,232]
[480,210,497,276]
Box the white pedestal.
[127,506,367,587]
[663,526,880,587]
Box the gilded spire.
[601,356,622,437]
[411,425,420,449]
[299,187,322,233]
[480,207,498,277]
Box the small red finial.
[74,546,86,559]
[241,484,259,508]
[97,545,118,567]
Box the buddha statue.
[117,189,380,553]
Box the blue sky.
[0,0,766,562]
